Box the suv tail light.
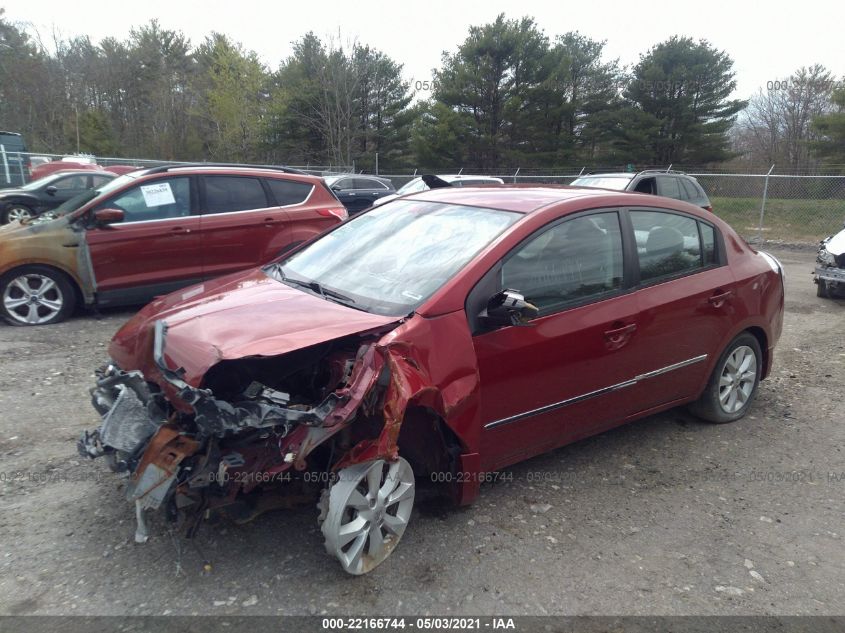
[319,207,348,221]
[704,205,713,213]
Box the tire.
[2,204,34,224]
[816,280,829,298]
[689,332,762,424]
[0,265,76,326]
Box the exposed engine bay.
[814,224,845,298]
[80,321,391,539]
[78,317,468,574]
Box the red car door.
[197,175,291,279]
[625,208,736,410]
[85,175,202,304]
[472,210,644,472]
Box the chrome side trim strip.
[483,354,708,430]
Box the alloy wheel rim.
[3,274,64,324]
[718,345,757,413]
[322,458,415,575]
[7,206,33,222]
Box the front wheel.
[320,457,415,575]
[2,204,34,224]
[689,333,762,424]
[0,266,76,326]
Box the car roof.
[575,173,635,178]
[402,185,635,213]
[133,165,321,181]
[403,184,713,217]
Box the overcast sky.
[3,0,843,99]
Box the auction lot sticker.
[141,182,176,207]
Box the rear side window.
[681,179,701,200]
[53,174,88,190]
[203,176,268,214]
[266,179,314,206]
[656,176,682,199]
[631,210,704,282]
[91,175,113,187]
[700,222,716,265]
[354,177,388,190]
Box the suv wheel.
[0,266,76,325]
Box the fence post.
[513,167,520,183]
[757,164,775,242]
[375,152,379,176]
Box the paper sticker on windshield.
[401,290,422,301]
[141,182,175,207]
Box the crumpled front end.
[814,227,845,297]
[79,314,477,547]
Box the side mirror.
[93,208,124,225]
[45,185,57,196]
[480,289,539,327]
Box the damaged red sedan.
[79,186,785,575]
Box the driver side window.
[97,177,191,223]
[501,212,624,313]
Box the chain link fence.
[379,168,845,244]
[2,150,842,244]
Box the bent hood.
[110,267,401,385]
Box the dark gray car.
[325,175,395,214]
[570,170,713,212]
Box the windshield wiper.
[274,267,356,306]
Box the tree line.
[1,9,842,172]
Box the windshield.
[570,176,633,190]
[268,200,520,316]
[396,178,430,195]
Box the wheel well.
[745,326,770,379]
[1,263,84,310]
[396,407,463,479]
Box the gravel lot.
[0,245,843,616]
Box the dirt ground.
[0,245,842,617]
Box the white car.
[372,174,504,207]
[815,223,845,298]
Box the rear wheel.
[2,204,34,224]
[689,332,762,424]
[816,279,829,298]
[0,266,76,326]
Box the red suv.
[0,164,346,325]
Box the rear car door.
[330,177,362,213]
[626,207,735,411]
[197,175,291,279]
[267,177,342,249]
[471,210,644,471]
[353,177,391,210]
[85,176,202,304]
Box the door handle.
[170,226,190,235]
[708,290,733,308]
[603,322,637,349]
[263,217,279,226]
